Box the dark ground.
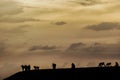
[4,67,120,80]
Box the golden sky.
[0,0,120,79]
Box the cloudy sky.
[0,0,120,79]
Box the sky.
[0,0,120,79]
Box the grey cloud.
[84,22,120,31]
[29,45,57,51]
[7,25,28,33]
[67,42,86,51]
[0,25,29,35]
[0,0,42,23]
[0,0,23,17]
[52,21,67,26]
[66,42,120,58]
[0,17,40,23]
[70,0,105,6]
[10,25,28,33]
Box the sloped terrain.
[4,67,120,80]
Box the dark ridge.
[4,67,120,80]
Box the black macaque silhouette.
[98,62,105,67]
[71,63,75,69]
[52,63,56,69]
[115,62,119,67]
[34,66,39,70]
[21,65,31,71]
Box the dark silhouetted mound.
[4,67,120,80]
